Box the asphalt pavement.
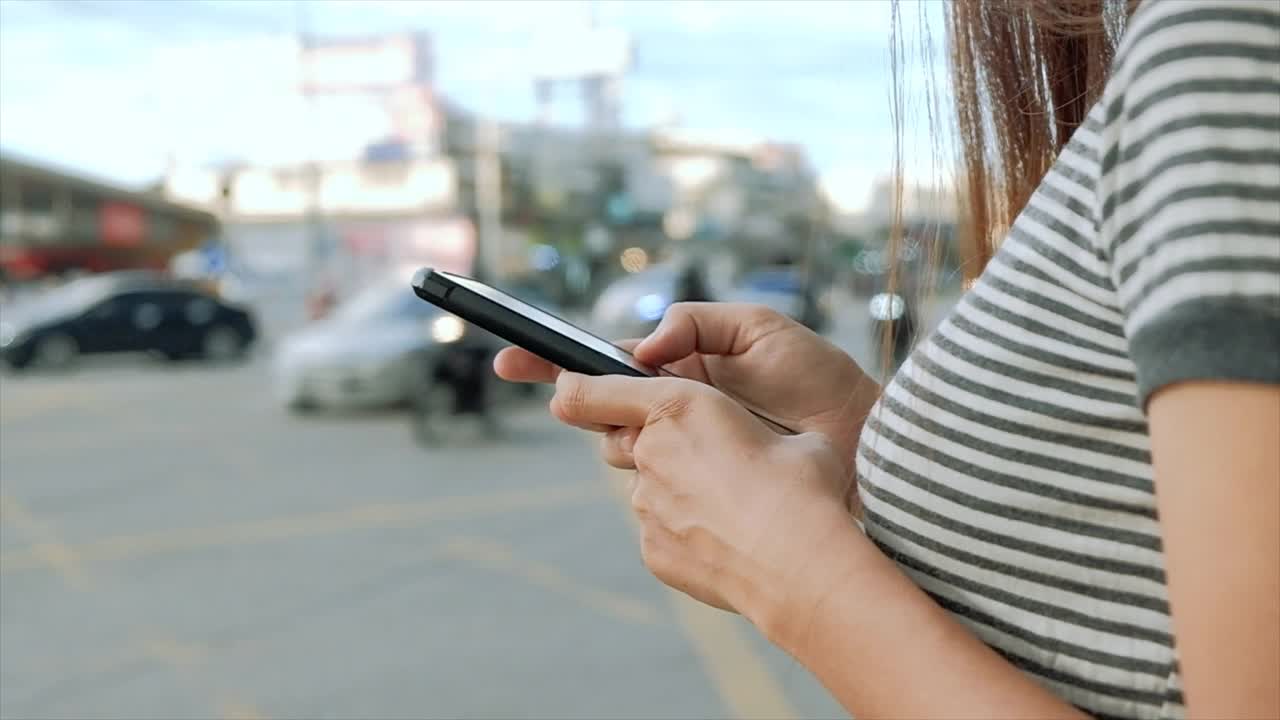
[0,288,957,720]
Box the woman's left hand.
[550,371,857,628]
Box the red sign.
[100,202,146,247]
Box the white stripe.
[1110,195,1280,271]
[984,256,1126,327]
[1128,270,1280,331]
[1122,19,1280,74]
[998,238,1119,310]
[969,281,1131,354]
[874,395,1159,528]
[893,354,1150,452]
[1123,235,1280,293]
[857,433,1167,569]
[1105,126,1279,184]
[1016,209,1113,275]
[900,569,1167,719]
[885,363,1153,488]
[917,335,1142,426]
[864,495,1169,605]
[872,519,1176,660]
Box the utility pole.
[474,118,503,283]
[295,0,325,293]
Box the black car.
[0,273,257,371]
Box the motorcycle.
[868,292,918,373]
[407,331,503,446]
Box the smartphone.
[410,267,796,433]
[411,267,655,377]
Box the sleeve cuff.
[1130,296,1280,411]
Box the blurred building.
[0,153,219,282]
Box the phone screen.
[440,271,656,376]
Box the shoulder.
[1112,0,1279,85]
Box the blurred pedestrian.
[497,1,1280,718]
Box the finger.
[600,427,638,469]
[493,346,560,383]
[633,303,784,367]
[552,372,695,429]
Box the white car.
[273,277,468,411]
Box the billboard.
[299,34,433,94]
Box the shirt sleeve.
[1097,0,1280,410]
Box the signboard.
[100,202,146,247]
[299,34,433,94]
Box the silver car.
[273,278,469,412]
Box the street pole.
[295,0,325,294]
[474,118,503,283]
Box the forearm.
[756,518,1087,719]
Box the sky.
[0,0,949,211]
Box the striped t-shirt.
[855,2,1280,719]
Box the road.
[0,289,957,720]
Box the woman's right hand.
[494,302,878,477]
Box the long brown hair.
[886,0,1137,332]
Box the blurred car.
[724,268,830,333]
[590,262,715,340]
[273,273,559,412]
[0,272,257,371]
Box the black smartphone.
[411,267,654,377]
[410,267,796,434]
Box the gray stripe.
[1116,219,1280,284]
[1082,115,1105,135]
[1033,178,1098,230]
[1127,77,1280,126]
[1101,113,1280,176]
[1109,184,1280,257]
[963,292,1128,360]
[949,312,1134,382]
[1110,3,1280,112]
[920,586,1171,679]
[894,372,1151,463]
[933,326,1135,403]
[1022,201,1097,255]
[881,543,1174,646]
[1051,158,1098,194]
[984,641,1168,708]
[1132,256,1280,312]
[858,470,1166,581]
[1008,224,1116,291]
[981,267,1126,337]
[911,352,1149,434]
[877,392,1155,500]
[1129,42,1280,85]
[867,509,1168,614]
[989,249,1119,316]
[1103,147,1280,223]
[860,436,1163,551]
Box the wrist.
[743,504,876,656]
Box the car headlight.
[0,322,16,348]
[633,293,670,322]
[431,315,466,343]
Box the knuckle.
[649,392,692,424]
[551,376,589,420]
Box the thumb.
[634,302,774,366]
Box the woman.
[497,1,1280,717]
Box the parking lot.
[0,332,859,719]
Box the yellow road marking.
[605,470,798,720]
[0,494,91,590]
[442,536,661,625]
[0,385,89,423]
[1,482,605,572]
[1,494,266,720]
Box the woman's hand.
[495,303,878,476]
[549,370,857,631]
